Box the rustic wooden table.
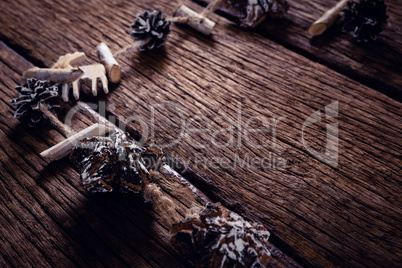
[0,0,401,267]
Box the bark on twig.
[22,67,83,83]
[174,5,216,35]
[96,42,121,83]
[308,0,349,36]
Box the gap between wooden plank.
[0,41,299,268]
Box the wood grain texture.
[0,42,189,268]
[0,0,401,267]
[0,42,297,268]
[194,0,402,101]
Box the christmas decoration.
[8,5,282,266]
[11,78,60,127]
[130,10,171,51]
[70,132,162,193]
[342,0,388,42]
[171,203,271,267]
[96,42,121,83]
[219,0,289,28]
[174,5,216,35]
[238,0,289,27]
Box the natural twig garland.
[172,203,271,267]
[12,69,274,266]
[69,131,273,265]
[9,1,280,265]
[113,0,225,59]
[23,50,115,102]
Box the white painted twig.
[40,123,112,161]
[174,5,216,35]
[96,42,121,83]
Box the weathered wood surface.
[0,43,189,267]
[0,0,401,267]
[0,42,296,268]
[195,0,402,101]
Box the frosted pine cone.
[171,203,271,267]
[10,78,60,127]
[224,0,289,28]
[130,10,171,51]
[342,0,388,42]
[70,132,162,193]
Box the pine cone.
[342,0,388,42]
[224,0,289,28]
[171,203,271,267]
[70,132,162,193]
[10,78,60,127]
[130,10,171,51]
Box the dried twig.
[174,5,216,35]
[40,123,111,161]
[22,67,83,83]
[308,0,349,36]
[96,42,121,83]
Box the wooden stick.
[39,100,112,161]
[308,0,349,36]
[22,67,83,83]
[40,123,111,161]
[174,5,216,35]
[96,42,121,83]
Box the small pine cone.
[342,0,388,42]
[224,0,289,28]
[171,203,271,267]
[130,10,171,51]
[10,78,60,127]
[70,132,162,193]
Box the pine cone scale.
[130,10,171,51]
[11,78,61,127]
[342,0,388,42]
[70,132,162,194]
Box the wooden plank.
[0,42,297,267]
[106,37,402,266]
[0,43,188,268]
[194,0,402,101]
[0,0,401,267]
